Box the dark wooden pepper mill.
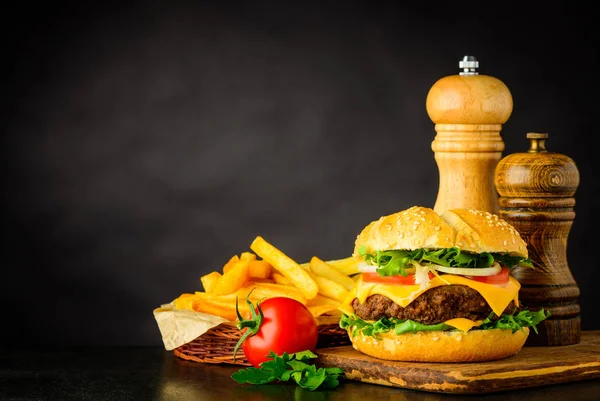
[494,132,581,346]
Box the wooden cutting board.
[316,330,600,394]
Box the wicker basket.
[173,315,350,366]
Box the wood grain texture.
[316,331,600,394]
[431,124,504,214]
[426,75,513,124]
[426,73,512,215]
[495,133,581,346]
[495,153,579,199]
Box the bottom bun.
[347,327,529,362]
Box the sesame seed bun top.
[353,206,528,258]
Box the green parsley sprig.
[231,350,344,391]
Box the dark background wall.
[3,1,597,346]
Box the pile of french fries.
[173,236,359,321]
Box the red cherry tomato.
[464,267,510,285]
[236,297,318,368]
[362,272,434,285]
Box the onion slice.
[357,262,378,273]
[432,262,502,276]
[413,264,434,290]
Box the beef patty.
[351,284,517,324]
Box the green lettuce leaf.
[479,309,550,334]
[357,246,532,277]
[340,309,549,338]
[340,313,451,339]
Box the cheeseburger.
[339,206,549,362]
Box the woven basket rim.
[215,313,342,326]
[173,316,349,366]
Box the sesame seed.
[399,232,405,239]
[503,240,508,246]
[435,226,441,231]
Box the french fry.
[250,236,319,299]
[308,304,340,317]
[194,291,241,300]
[251,277,277,284]
[212,259,250,295]
[327,256,360,276]
[272,272,292,286]
[222,255,240,274]
[200,271,222,293]
[247,278,275,284]
[240,252,257,262]
[311,274,350,302]
[309,256,356,290]
[248,260,273,279]
[239,281,307,305]
[306,294,340,307]
[301,257,359,276]
[305,294,341,317]
[173,293,199,310]
[191,295,250,321]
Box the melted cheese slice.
[339,274,521,332]
[443,318,483,332]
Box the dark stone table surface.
[1,347,599,400]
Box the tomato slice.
[363,268,510,286]
[464,267,510,285]
[362,272,434,285]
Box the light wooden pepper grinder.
[495,133,581,346]
[426,56,513,214]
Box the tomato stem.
[233,290,264,363]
